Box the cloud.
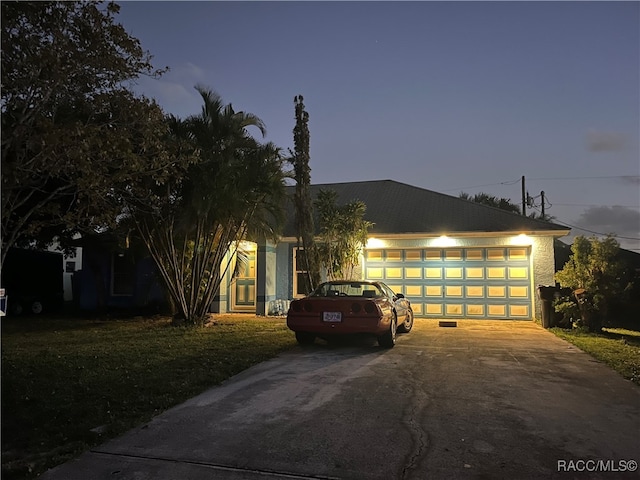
[585,129,629,152]
[574,205,639,237]
[161,62,206,85]
[569,206,640,252]
[619,176,640,186]
[131,62,208,118]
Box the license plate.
[323,311,342,322]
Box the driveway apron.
[40,320,640,480]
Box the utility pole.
[521,176,526,216]
[541,191,545,218]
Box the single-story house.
[212,179,571,320]
[72,179,571,320]
[71,234,166,312]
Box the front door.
[231,250,256,311]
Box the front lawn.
[550,327,640,387]
[1,314,296,479]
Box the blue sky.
[116,1,640,251]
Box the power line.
[528,175,639,181]
[534,192,640,241]
[440,178,640,241]
[551,218,640,241]
[553,203,640,208]
[444,175,639,193]
[442,178,521,192]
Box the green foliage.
[555,236,629,331]
[459,191,522,214]
[553,296,581,328]
[551,327,640,386]
[459,191,555,221]
[126,87,287,326]
[1,315,296,479]
[315,189,373,280]
[288,95,321,292]
[1,1,170,265]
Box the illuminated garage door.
[364,247,532,319]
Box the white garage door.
[364,247,532,319]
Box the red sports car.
[286,280,414,348]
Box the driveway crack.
[399,380,431,479]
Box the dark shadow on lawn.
[600,328,640,347]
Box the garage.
[272,180,568,318]
[364,246,532,319]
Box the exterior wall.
[256,242,277,315]
[276,242,294,299]
[210,251,230,314]
[74,248,166,311]
[275,242,292,300]
[530,236,557,320]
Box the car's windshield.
[310,282,383,298]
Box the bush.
[555,236,630,332]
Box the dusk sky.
[116,1,639,251]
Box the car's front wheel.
[398,307,414,333]
[378,313,397,348]
[295,331,315,345]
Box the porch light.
[239,240,257,251]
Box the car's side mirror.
[395,293,405,299]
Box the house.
[71,234,166,312]
[72,180,571,320]
[213,180,570,321]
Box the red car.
[286,280,414,348]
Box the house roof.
[282,179,569,237]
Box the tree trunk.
[574,289,602,333]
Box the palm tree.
[459,192,522,214]
[132,86,287,325]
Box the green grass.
[1,314,296,479]
[551,326,640,387]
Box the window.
[310,282,383,298]
[293,248,311,297]
[65,261,76,273]
[112,253,135,296]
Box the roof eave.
[280,229,571,243]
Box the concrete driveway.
[41,320,640,480]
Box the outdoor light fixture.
[432,235,457,247]
[511,234,533,246]
[239,240,256,251]
[366,237,385,248]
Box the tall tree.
[126,87,287,326]
[315,189,373,280]
[289,95,321,292]
[1,1,168,267]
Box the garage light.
[432,235,457,247]
[511,234,533,246]
[366,237,386,248]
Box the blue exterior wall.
[256,242,277,315]
[275,242,293,300]
[74,246,166,311]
